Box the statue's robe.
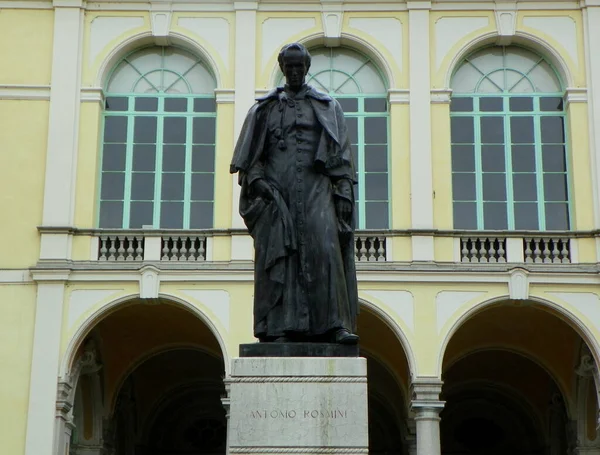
[230,85,359,339]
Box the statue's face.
[281,49,308,91]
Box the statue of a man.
[230,43,359,345]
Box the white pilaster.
[408,1,434,260]
[40,0,85,259]
[411,378,444,455]
[24,273,69,455]
[231,1,258,229]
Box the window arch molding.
[95,32,222,89]
[266,34,394,89]
[443,33,573,91]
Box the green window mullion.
[504,96,515,230]
[533,96,546,230]
[122,97,135,228]
[357,98,367,229]
[473,97,484,229]
[153,97,165,228]
[183,109,194,229]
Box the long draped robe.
[230,85,359,339]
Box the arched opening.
[69,298,226,455]
[440,301,596,455]
[358,305,411,454]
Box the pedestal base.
[226,357,368,455]
[240,342,359,357]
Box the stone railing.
[355,234,387,262]
[161,235,208,261]
[98,234,145,261]
[460,236,506,263]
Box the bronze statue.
[230,43,359,344]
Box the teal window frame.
[450,46,570,231]
[98,46,217,229]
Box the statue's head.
[278,43,311,91]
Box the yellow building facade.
[1,0,600,454]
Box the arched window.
[279,47,390,229]
[99,46,217,229]
[450,46,569,230]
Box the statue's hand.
[250,179,273,200]
[335,198,352,224]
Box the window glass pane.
[450,97,473,112]
[162,145,186,172]
[163,117,187,144]
[451,145,475,172]
[193,117,216,144]
[540,97,563,112]
[511,145,536,172]
[542,145,566,172]
[129,202,153,228]
[545,203,569,230]
[103,144,126,171]
[338,98,358,112]
[161,173,185,200]
[529,61,562,92]
[481,145,505,172]
[453,202,477,229]
[365,145,387,172]
[194,98,216,112]
[513,174,537,201]
[132,144,156,172]
[134,117,157,143]
[101,173,125,200]
[160,202,183,228]
[452,173,476,200]
[346,117,358,144]
[365,174,388,200]
[514,202,539,230]
[364,117,387,143]
[192,145,215,172]
[480,97,503,112]
[365,202,389,229]
[483,202,508,229]
[541,117,565,143]
[364,98,387,112]
[480,117,504,144]
[509,97,533,112]
[543,174,568,201]
[99,201,123,228]
[191,173,215,200]
[164,98,188,112]
[190,202,214,228]
[482,174,506,201]
[135,97,158,112]
[510,117,534,143]
[451,117,474,143]
[105,97,128,111]
[104,116,128,142]
[131,173,155,200]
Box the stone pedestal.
[225,357,368,455]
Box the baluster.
[551,238,561,263]
[542,238,551,263]
[188,237,198,262]
[368,237,377,261]
[524,238,533,263]
[170,237,180,261]
[478,238,488,263]
[469,238,478,263]
[135,237,143,261]
[533,238,543,263]
[108,236,117,261]
[198,237,206,261]
[161,237,170,260]
[461,239,469,263]
[99,236,108,261]
[354,237,359,261]
[497,239,506,263]
[126,236,134,261]
[359,237,368,261]
[179,237,189,261]
[561,239,570,263]
[377,238,386,261]
[488,237,497,263]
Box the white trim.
[80,87,104,103]
[564,87,588,104]
[388,89,410,104]
[0,1,52,8]
[0,269,33,283]
[0,85,51,100]
[430,88,452,104]
[215,88,235,104]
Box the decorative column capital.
[410,377,445,415]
